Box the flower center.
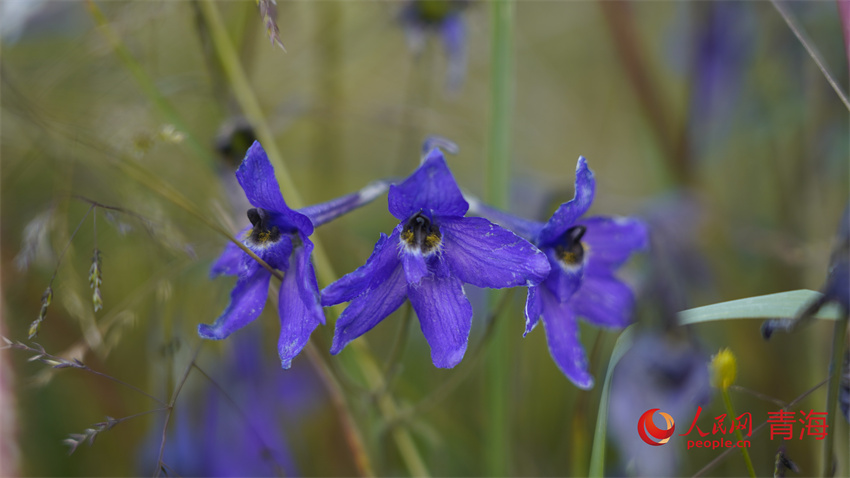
[246,207,281,245]
[401,212,442,255]
[555,225,586,267]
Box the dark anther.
[555,225,586,266]
[246,207,281,244]
[402,212,442,254]
[247,208,262,227]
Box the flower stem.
[196,3,429,475]
[721,388,756,478]
[196,0,303,208]
[305,342,375,477]
[486,0,515,475]
[821,316,848,477]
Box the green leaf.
[588,326,635,478]
[677,289,843,326]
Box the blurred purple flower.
[400,0,468,92]
[822,205,850,314]
[677,2,755,159]
[322,144,550,368]
[142,331,322,476]
[609,332,711,476]
[469,157,648,388]
[763,204,850,338]
[200,141,387,369]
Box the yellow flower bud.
[711,348,737,390]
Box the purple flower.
[322,146,551,368]
[199,141,387,369]
[140,331,322,476]
[469,157,648,388]
[400,0,468,92]
[608,332,710,476]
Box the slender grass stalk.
[196,0,302,207]
[390,290,516,422]
[693,377,830,477]
[196,0,343,289]
[305,342,376,478]
[720,389,756,478]
[196,3,429,475]
[597,1,690,186]
[486,1,515,475]
[588,327,635,478]
[85,0,215,167]
[770,0,850,112]
[821,316,848,477]
[383,304,414,376]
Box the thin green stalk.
[196,0,337,288]
[383,304,414,376]
[306,342,375,477]
[85,0,214,167]
[196,3,429,475]
[112,154,283,281]
[720,389,756,478]
[821,316,848,477]
[196,0,302,207]
[486,1,514,475]
[770,0,850,112]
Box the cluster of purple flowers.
[199,139,647,387]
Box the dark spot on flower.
[402,212,442,254]
[555,225,586,266]
[412,0,455,24]
[247,207,281,245]
[216,118,257,169]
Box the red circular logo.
[637,409,676,446]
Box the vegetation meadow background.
[0,1,848,476]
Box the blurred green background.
[1,1,848,476]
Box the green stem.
[721,388,756,478]
[822,316,848,477]
[486,1,514,475]
[196,3,429,475]
[197,0,303,207]
[196,0,340,291]
[85,0,214,168]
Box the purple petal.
[571,274,635,328]
[402,251,429,285]
[466,198,545,241]
[199,269,271,340]
[540,291,594,389]
[524,285,542,336]
[236,142,289,212]
[440,216,550,289]
[277,241,324,369]
[537,156,595,247]
[299,180,390,227]
[330,264,408,354]
[577,216,649,273]
[293,238,324,325]
[211,228,250,277]
[542,249,584,303]
[388,148,468,220]
[408,273,473,368]
[321,228,402,306]
[440,13,467,91]
[236,142,314,235]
